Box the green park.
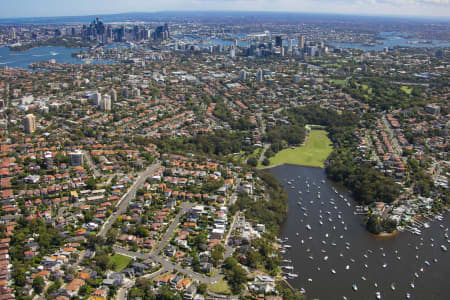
[263,129,333,168]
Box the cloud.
[421,0,449,4]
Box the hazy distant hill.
[0,11,447,25]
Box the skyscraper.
[153,23,170,41]
[101,94,111,111]
[299,35,305,49]
[275,35,283,48]
[23,114,36,134]
[256,69,264,82]
[44,151,53,169]
[122,87,129,98]
[92,92,101,106]
[240,70,247,81]
[70,151,84,167]
[110,89,117,102]
[229,47,236,58]
[132,87,140,97]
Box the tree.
[32,276,45,294]
[136,225,149,238]
[247,157,258,167]
[12,266,26,287]
[95,254,112,271]
[366,214,383,234]
[211,244,225,266]
[197,283,207,295]
[223,257,247,294]
[86,233,104,250]
[85,178,97,190]
[106,228,118,245]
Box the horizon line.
[0,10,449,22]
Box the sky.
[0,0,449,19]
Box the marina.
[270,164,449,300]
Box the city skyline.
[1,0,450,19]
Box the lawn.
[401,86,412,94]
[110,254,132,272]
[208,277,232,295]
[330,79,348,86]
[265,129,333,168]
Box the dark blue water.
[0,46,111,70]
[269,164,449,300]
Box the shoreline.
[258,162,325,170]
[265,164,407,238]
[373,230,400,238]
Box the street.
[97,161,161,238]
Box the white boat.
[282,266,294,270]
[410,282,415,289]
[324,256,329,261]
[361,276,366,281]
[308,278,312,283]
[287,273,298,278]
[376,291,381,299]
[382,263,388,268]
[345,265,350,270]
[352,284,358,291]
[390,283,395,291]
[441,245,448,252]
[306,224,312,230]
[331,269,336,274]
[406,293,411,299]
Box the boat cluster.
[280,173,449,300]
